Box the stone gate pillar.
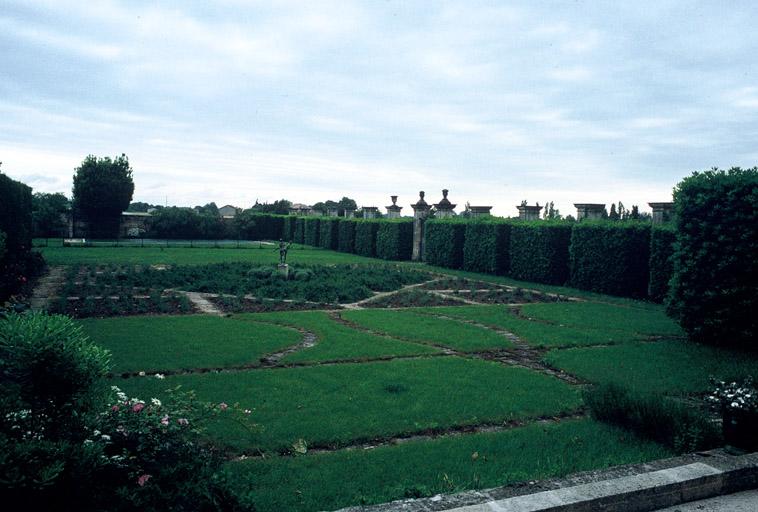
[411,191,430,261]
[574,203,606,221]
[386,195,402,218]
[648,202,674,225]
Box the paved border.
[338,449,758,512]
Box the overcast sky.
[2,1,757,216]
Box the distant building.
[289,203,313,216]
[218,204,241,218]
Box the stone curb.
[336,449,758,512]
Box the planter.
[722,410,758,452]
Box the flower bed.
[208,295,336,313]
[48,294,193,318]
[419,277,504,291]
[450,288,568,305]
[708,377,758,451]
[362,289,468,308]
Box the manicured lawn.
[415,305,641,347]
[544,340,758,394]
[227,418,671,512]
[80,315,300,373]
[118,357,582,453]
[237,311,440,363]
[341,309,511,352]
[39,245,376,266]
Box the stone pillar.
[433,189,456,218]
[363,207,378,219]
[411,191,430,261]
[386,195,402,218]
[468,206,492,218]
[574,203,606,221]
[648,202,674,225]
[517,204,543,220]
[343,208,355,218]
[327,207,339,217]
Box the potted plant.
[708,377,758,452]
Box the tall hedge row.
[0,173,33,254]
[293,218,305,244]
[282,216,298,242]
[252,214,285,241]
[0,230,6,263]
[666,167,758,349]
[354,220,380,257]
[318,218,340,250]
[569,222,651,298]
[648,226,676,303]
[338,219,356,253]
[462,219,511,274]
[423,219,467,269]
[509,221,572,285]
[376,219,413,260]
[303,218,320,247]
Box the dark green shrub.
[376,219,413,260]
[338,219,357,253]
[303,218,320,247]
[509,221,571,285]
[423,219,467,269]
[0,173,33,254]
[293,217,305,244]
[584,383,720,453]
[354,220,380,257]
[667,168,758,349]
[282,216,298,242]
[252,214,285,240]
[318,218,340,250]
[0,230,5,264]
[569,221,651,298]
[463,219,511,274]
[648,226,676,302]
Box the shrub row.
[648,226,676,303]
[376,219,413,260]
[0,173,35,301]
[303,217,320,246]
[462,219,511,274]
[509,221,572,285]
[354,220,380,257]
[318,218,340,250]
[337,219,356,253]
[423,219,467,269]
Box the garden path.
[29,265,66,311]
[182,291,224,315]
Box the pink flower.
[137,474,152,487]
[160,415,169,426]
[218,402,228,411]
[177,418,189,425]
[111,405,119,412]
[132,403,145,413]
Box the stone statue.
[276,239,291,265]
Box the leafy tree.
[32,192,69,237]
[232,210,258,239]
[72,154,134,238]
[126,201,155,212]
[542,201,561,220]
[630,205,640,220]
[251,199,291,215]
[337,196,357,216]
[195,202,219,216]
[608,203,619,220]
[148,207,200,239]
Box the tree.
[543,201,561,220]
[608,203,619,220]
[72,154,134,238]
[195,202,219,216]
[337,196,357,216]
[126,201,155,212]
[32,192,69,237]
[148,207,200,239]
[251,199,291,215]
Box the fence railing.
[32,238,310,250]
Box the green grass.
[545,340,758,394]
[39,245,376,266]
[227,418,671,512]
[414,305,640,348]
[236,311,439,363]
[118,357,582,453]
[341,309,511,352]
[80,315,300,373]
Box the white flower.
[151,398,162,407]
[138,371,146,376]
[154,373,165,380]
[83,439,93,445]
[93,429,101,436]
[101,434,111,441]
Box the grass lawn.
[544,340,758,395]
[236,311,440,363]
[118,357,582,454]
[80,315,300,373]
[227,418,671,512]
[39,244,376,266]
[415,305,642,348]
[341,309,512,352]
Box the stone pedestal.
[574,203,606,221]
[411,191,430,261]
[277,263,290,279]
[648,202,674,225]
[517,204,543,220]
[468,206,492,218]
[386,195,402,218]
[363,207,378,219]
[434,189,457,218]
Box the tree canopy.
[72,154,134,237]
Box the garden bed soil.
[420,277,504,291]
[208,296,338,314]
[447,289,570,305]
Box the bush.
[0,172,33,255]
[569,221,651,298]
[667,168,758,349]
[354,220,380,257]
[462,219,511,274]
[0,230,5,265]
[584,384,720,453]
[423,219,467,269]
[303,218,320,247]
[318,218,340,250]
[293,217,305,244]
[509,221,571,285]
[282,216,298,242]
[648,226,676,303]
[338,219,357,253]
[376,220,413,260]
[255,214,285,241]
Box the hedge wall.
[0,173,33,255]
[667,167,758,349]
[252,214,285,241]
[293,218,305,244]
[282,216,298,242]
[462,219,511,274]
[303,217,320,247]
[376,219,413,260]
[569,222,651,298]
[648,226,676,303]
[354,220,380,257]
[423,219,468,269]
[0,230,6,263]
[318,218,340,250]
[338,219,356,253]
[509,221,571,285]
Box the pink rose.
[111,405,119,412]
[137,474,152,487]
[132,403,145,413]
[177,418,189,425]
[160,415,169,426]
[219,402,228,411]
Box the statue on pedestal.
[276,239,291,265]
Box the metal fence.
[31,238,297,249]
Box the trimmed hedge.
[0,230,5,263]
[337,219,357,253]
[354,220,380,257]
[318,218,340,250]
[282,216,298,242]
[667,167,758,349]
[293,218,305,244]
[648,226,676,303]
[0,173,33,255]
[463,219,511,274]
[376,219,413,261]
[569,221,651,298]
[252,214,285,241]
[423,219,467,269]
[509,221,572,285]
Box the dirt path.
[182,291,224,315]
[29,265,66,311]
